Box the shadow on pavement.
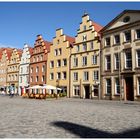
[52,121,140,138]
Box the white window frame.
[73,58,78,67]
[136,50,140,67]
[92,55,97,65]
[50,61,54,68]
[83,71,89,81]
[82,56,87,66]
[62,72,66,80]
[114,53,119,70]
[106,79,111,95]
[125,51,132,69]
[93,71,99,81]
[57,72,61,80]
[115,78,120,95]
[57,60,61,67]
[73,72,78,81]
[50,73,54,80]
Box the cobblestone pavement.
[0,95,140,138]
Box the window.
[138,78,140,95]
[36,76,39,82]
[57,72,61,80]
[27,66,29,73]
[93,71,99,81]
[92,55,97,65]
[20,77,22,83]
[74,85,80,96]
[42,75,45,82]
[40,55,43,61]
[55,49,58,56]
[31,68,33,73]
[83,71,89,81]
[36,66,39,73]
[83,25,86,31]
[57,60,61,67]
[62,72,66,80]
[58,48,62,55]
[33,57,36,62]
[62,59,67,66]
[82,56,87,66]
[73,58,78,67]
[83,43,87,51]
[50,61,54,68]
[76,46,80,52]
[114,53,120,70]
[105,37,110,46]
[73,72,78,81]
[26,76,29,83]
[115,78,120,95]
[136,50,140,67]
[57,39,59,44]
[114,35,120,44]
[124,31,131,42]
[20,67,23,73]
[106,79,111,95]
[50,73,54,80]
[105,55,111,70]
[42,65,45,72]
[37,56,39,62]
[83,35,87,41]
[136,29,140,39]
[90,42,94,50]
[125,51,132,69]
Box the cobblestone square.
[0,96,140,138]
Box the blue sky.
[0,2,140,49]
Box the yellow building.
[47,28,75,96]
[70,13,102,99]
[7,48,22,94]
[0,48,13,94]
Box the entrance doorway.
[94,85,99,97]
[125,77,134,101]
[84,85,90,99]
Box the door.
[94,85,99,97]
[125,77,134,101]
[84,85,90,99]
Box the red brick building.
[29,35,51,93]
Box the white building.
[18,44,32,95]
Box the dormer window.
[83,25,86,31]
[123,16,130,23]
[83,35,87,41]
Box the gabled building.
[18,44,33,95]
[6,48,22,94]
[70,13,102,99]
[100,10,140,101]
[47,28,75,96]
[0,48,13,93]
[29,35,51,93]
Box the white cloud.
[0,43,19,49]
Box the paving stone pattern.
[0,96,140,138]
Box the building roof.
[44,41,51,52]
[92,21,103,33]
[100,9,140,33]
[66,35,75,44]
[29,47,33,55]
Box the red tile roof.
[44,41,51,52]
[5,48,13,60]
[29,47,33,55]
[66,35,75,44]
[92,21,103,33]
